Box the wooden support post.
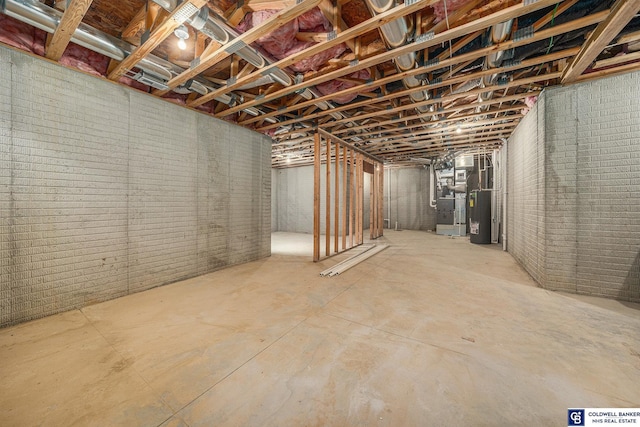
[342,145,347,251]
[357,154,364,245]
[313,132,321,262]
[379,164,384,237]
[370,170,375,240]
[354,153,358,245]
[325,139,331,257]
[334,144,339,254]
[350,149,355,249]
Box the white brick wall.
[503,70,640,302]
[506,92,546,284]
[0,46,272,327]
[0,48,12,326]
[545,88,578,292]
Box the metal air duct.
[478,20,514,110]
[364,0,430,114]
[1,0,267,116]
[151,0,296,86]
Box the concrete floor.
[1,230,639,426]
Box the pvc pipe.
[429,164,437,208]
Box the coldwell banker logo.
[568,409,585,426]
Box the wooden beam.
[562,0,640,84]
[533,0,579,31]
[46,0,94,61]
[245,0,297,11]
[295,32,330,43]
[122,3,162,38]
[593,50,640,70]
[313,131,321,262]
[108,0,209,80]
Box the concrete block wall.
[0,46,271,327]
[273,163,347,234]
[506,92,546,284]
[385,167,436,231]
[504,70,640,302]
[273,164,436,233]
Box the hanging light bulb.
[174,24,189,50]
[456,124,462,134]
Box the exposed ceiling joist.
[193,0,437,107]
[216,0,576,116]
[561,0,640,84]
[108,0,210,80]
[156,0,323,95]
[45,0,94,61]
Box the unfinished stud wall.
[545,72,640,301]
[274,165,436,233]
[0,46,271,327]
[506,92,546,284]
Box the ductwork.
[1,0,265,115]
[478,19,514,110]
[151,0,293,86]
[363,0,430,114]
[2,0,173,80]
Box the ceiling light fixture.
[174,25,189,50]
[456,124,462,134]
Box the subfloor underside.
[1,230,639,426]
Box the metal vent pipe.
[363,0,430,113]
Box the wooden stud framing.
[313,132,321,262]
[334,144,339,254]
[350,149,355,249]
[342,145,347,251]
[378,164,384,237]
[369,170,374,240]
[311,131,384,261]
[325,139,331,257]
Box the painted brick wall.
[546,73,640,301]
[0,46,271,327]
[506,92,546,284]
[503,70,640,302]
[0,47,12,326]
[544,87,578,292]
